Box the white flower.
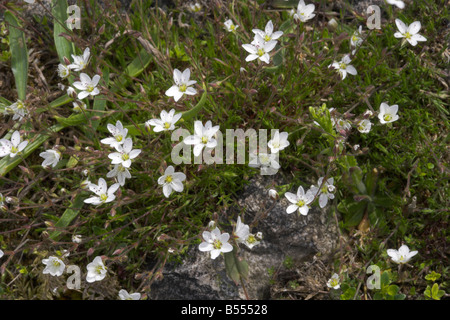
[39,149,61,168]
[73,73,101,99]
[310,177,335,208]
[101,120,129,149]
[378,102,399,124]
[292,0,316,22]
[118,289,141,300]
[329,54,357,80]
[0,249,4,258]
[57,64,71,79]
[351,25,363,49]
[83,178,120,205]
[386,0,405,9]
[42,256,65,277]
[234,217,262,249]
[198,227,233,259]
[183,120,220,157]
[68,47,90,71]
[335,118,352,132]
[5,100,27,121]
[108,138,141,168]
[86,256,107,283]
[224,19,239,32]
[387,245,418,264]
[242,33,277,64]
[0,131,28,158]
[285,186,314,215]
[252,20,283,43]
[157,166,186,198]
[249,152,280,175]
[267,131,290,153]
[327,273,340,289]
[165,68,197,102]
[72,234,82,243]
[394,19,426,46]
[24,0,36,3]
[146,109,182,132]
[66,86,77,98]
[107,164,131,186]
[188,2,201,13]
[357,119,372,133]
[234,216,250,244]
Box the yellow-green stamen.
[179,84,187,92]
[383,114,392,122]
[165,175,173,183]
[213,239,222,250]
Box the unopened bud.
[328,18,338,31]
[268,189,279,200]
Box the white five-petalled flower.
[329,55,357,80]
[387,245,418,264]
[199,227,233,259]
[107,164,131,186]
[0,131,28,158]
[101,120,129,149]
[310,177,336,208]
[252,20,283,43]
[291,0,316,22]
[5,100,27,121]
[165,68,197,102]
[86,256,107,283]
[57,63,71,79]
[267,131,290,153]
[84,178,120,205]
[68,47,90,71]
[394,19,426,47]
[183,120,220,157]
[108,138,141,168]
[285,186,314,215]
[327,273,340,289]
[378,102,399,124]
[242,33,277,64]
[224,19,239,32]
[73,73,101,99]
[39,149,61,168]
[146,109,182,132]
[357,119,372,133]
[157,165,186,198]
[234,217,261,249]
[42,256,65,277]
[118,289,141,300]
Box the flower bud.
[268,189,279,200]
[328,18,338,31]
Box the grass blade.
[5,11,28,101]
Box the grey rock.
[150,175,339,300]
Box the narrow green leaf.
[49,193,85,240]
[5,11,28,101]
[180,83,208,121]
[52,0,74,63]
[125,48,152,78]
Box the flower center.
[201,136,209,144]
[272,141,280,149]
[339,63,347,70]
[11,146,18,154]
[247,234,257,244]
[383,114,392,122]
[122,153,130,161]
[52,260,61,267]
[230,24,236,31]
[404,32,411,39]
[321,185,328,194]
[264,35,271,42]
[165,175,173,183]
[179,84,187,92]
[95,265,104,274]
[213,239,223,250]
[164,122,171,129]
[17,101,24,109]
[100,193,108,202]
[330,278,339,287]
[296,199,305,207]
[257,48,265,57]
[87,84,95,92]
[116,135,123,142]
